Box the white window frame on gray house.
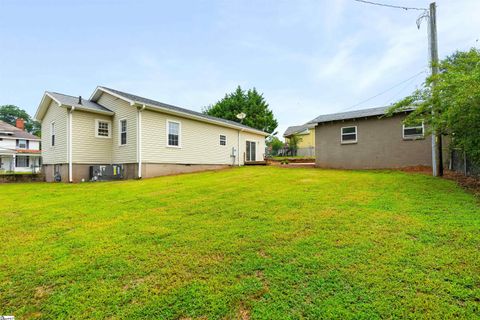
[95,119,111,138]
[119,119,127,146]
[220,134,227,146]
[166,119,181,148]
[403,123,424,140]
[341,126,357,144]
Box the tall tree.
[0,105,41,136]
[388,48,480,163]
[203,86,278,134]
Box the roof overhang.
[35,91,114,121]
[91,86,269,136]
[35,92,61,121]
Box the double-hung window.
[403,122,424,139]
[167,120,180,147]
[51,122,55,146]
[17,139,27,149]
[341,126,357,144]
[120,119,127,145]
[96,120,111,138]
[220,135,227,146]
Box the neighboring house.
[310,106,441,169]
[283,124,316,157]
[0,119,41,173]
[34,86,268,182]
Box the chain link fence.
[450,149,480,177]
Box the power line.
[353,0,427,11]
[340,70,426,112]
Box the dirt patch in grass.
[444,171,480,197]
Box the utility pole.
[429,2,443,176]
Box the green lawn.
[1,167,479,319]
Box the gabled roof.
[0,120,40,140]
[283,123,315,137]
[309,106,391,124]
[90,86,269,136]
[35,91,114,121]
[48,92,113,114]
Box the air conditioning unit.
[90,164,123,181]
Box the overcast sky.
[0,0,478,136]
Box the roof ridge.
[97,86,268,135]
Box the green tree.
[266,136,284,156]
[0,105,41,136]
[388,48,480,163]
[203,86,278,134]
[287,134,302,156]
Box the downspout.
[137,104,146,178]
[68,106,75,182]
[237,129,244,167]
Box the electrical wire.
[353,0,427,11]
[340,70,427,112]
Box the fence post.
[464,151,467,176]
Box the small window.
[220,135,227,146]
[403,123,424,139]
[96,120,111,138]
[51,122,55,146]
[341,126,357,144]
[16,156,29,168]
[17,139,27,149]
[120,119,127,145]
[167,120,180,147]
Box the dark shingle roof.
[0,120,40,140]
[98,87,267,135]
[283,124,315,137]
[48,92,113,114]
[309,106,391,124]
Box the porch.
[0,150,42,174]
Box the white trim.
[219,134,227,146]
[118,118,127,146]
[341,126,357,144]
[403,122,424,140]
[137,106,145,178]
[95,119,112,138]
[166,119,182,148]
[90,86,135,104]
[68,106,75,183]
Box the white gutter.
[68,106,75,182]
[137,104,146,178]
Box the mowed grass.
[0,167,479,319]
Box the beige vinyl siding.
[141,110,237,164]
[41,100,67,164]
[72,110,112,164]
[141,110,265,165]
[96,92,137,163]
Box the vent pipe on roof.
[78,96,82,105]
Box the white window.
[96,120,111,138]
[119,119,127,145]
[51,122,55,146]
[220,135,227,146]
[17,139,27,149]
[167,120,181,147]
[341,126,357,144]
[403,123,424,139]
